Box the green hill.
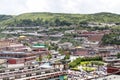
[0,15,13,22]
[0,12,120,27]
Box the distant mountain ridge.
[0,12,120,27]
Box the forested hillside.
[0,12,120,27]
[0,15,13,22]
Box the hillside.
[0,15,13,22]
[0,12,120,27]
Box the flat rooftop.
[0,59,7,64]
[94,75,120,80]
[0,51,46,56]
[1,51,26,54]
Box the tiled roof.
[74,49,89,56]
[88,34,103,42]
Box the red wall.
[8,58,25,64]
[8,59,16,64]
[107,66,120,74]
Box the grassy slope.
[0,15,13,21]
[0,12,120,26]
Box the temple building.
[0,51,48,64]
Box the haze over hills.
[0,12,120,27]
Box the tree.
[23,42,31,47]
[36,57,42,62]
[35,18,43,26]
[102,33,120,45]
[69,62,77,68]
[64,54,70,60]
[117,53,120,58]
[58,48,64,55]
[54,18,61,26]
[47,54,52,60]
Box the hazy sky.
[0,0,120,15]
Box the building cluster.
[0,27,120,80]
[0,37,49,65]
[81,22,118,27]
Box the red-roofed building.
[74,49,89,56]
[88,34,104,42]
[70,47,96,57]
[0,51,49,64]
